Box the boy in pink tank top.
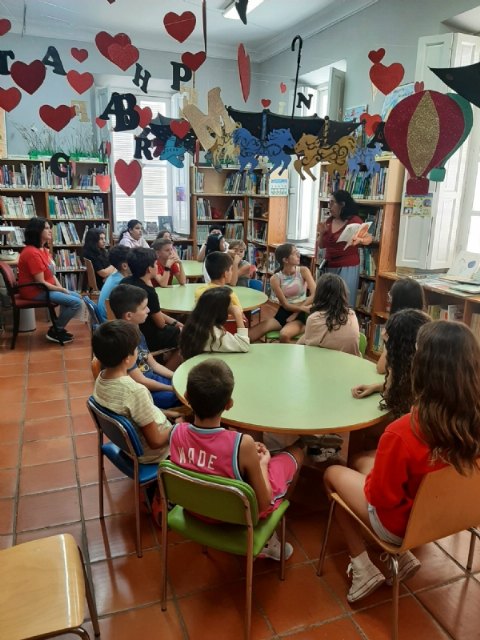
[169,359,304,561]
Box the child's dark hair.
[332,190,358,221]
[156,228,172,239]
[186,359,234,420]
[389,278,425,314]
[108,244,130,270]
[380,309,431,418]
[82,227,106,259]
[205,233,224,257]
[109,283,147,319]
[311,273,350,330]
[120,218,142,241]
[24,217,48,248]
[412,321,480,474]
[180,287,231,360]
[92,320,140,367]
[152,237,173,252]
[205,251,233,280]
[127,247,156,278]
[274,243,295,272]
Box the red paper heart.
[10,60,46,95]
[71,47,88,63]
[105,141,112,157]
[360,112,382,136]
[95,31,131,59]
[108,42,139,71]
[414,81,424,93]
[39,104,76,132]
[170,120,190,139]
[280,82,287,94]
[95,117,107,129]
[237,44,250,103]
[0,18,11,36]
[369,62,404,95]
[114,159,142,197]
[368,48,385,64]
[133,105,152,129]
[163,11,196,43]
[95,174,111,192]
[261,99,271,108]
[0,87,21,112]
[181,51,206,72]
[67,70,94,94]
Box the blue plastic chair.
[247,278,264,325]
[86,396,159,557]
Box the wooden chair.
[84,258,100,299]
[317,465,480,640]
[0,260,63,349]
[105,298,114,320]
[0,533,100,640]
[158,460,290,640]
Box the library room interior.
[3,0,480,639]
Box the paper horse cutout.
[347,143,382,176]
[233,127,296,173]
[294,133,357,180]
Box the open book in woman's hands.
[337,222,373,249]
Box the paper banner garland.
[39,104,76,132]
[0,87,21,112]
[11,60,46,94]
[114,159,142,196]
[384,90,466,195]
[237,44,250,102]
[163,11,196,42]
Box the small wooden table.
[157,284,268,314]
[172,344,387,435]
[181,260,203,281]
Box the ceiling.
[0,0,377,62]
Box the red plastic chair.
[0,260,62,349]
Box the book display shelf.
[0,157,112,291]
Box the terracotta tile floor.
[1,314,480,639]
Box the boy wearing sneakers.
[169,358,304,560]
[92,320,171,463]
[194,251,243,311]
[109,283,179,410]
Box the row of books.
[247,198,268,218]
[224,172,269,195]
[248,220,267,243]
[0,195,36,218]
[1,225,25,245]
[48,195,105,219]
[370,323,384,354]
[195,197,245,220]
[224,223,245,240]
[470,313,480,344]
[362,208,383,242]
[58,272,82,291]
[51,221,81,245]
[246,244,276,274]
[0,163,105,190]
[426,304,463,321]
[358,247,377,277]
[54,250,84,270]
[176,245,193,260]
[320,167,389,200]
[355,281,375,312]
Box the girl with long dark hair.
[118,219,149,249]
[82,227,114,290]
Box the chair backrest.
[84,258,99,292]
[358,332,367,357]
[91,357,102,380]
[105,299,115,320]
[402,465,480,549]
[83,295,101,326]
[0,260,17,297]
[158,460,259,526]
[87,395,144,457]
[248,278,263,291]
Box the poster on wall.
[343,105,367,122]
[381,82,415,122]
[402,194,433,217]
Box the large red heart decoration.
[360,112,382,136]
[71,48,88,63]
[237,44,250,103]
[369,62,404,95]
[134,105,152,129]
[114,159,142,197]
[95,174,111,192]
[108,42,139,71]
[39,104,76,132]
[368,48,385,64]
[181,51,206,72]
[0,87,21,112]
[163,11,196,43]
[261,99,271,108]
[67,70,94,94]
[95,117,107,128]
[95,31,131,59]
[11,60,46,95]
[170,120,190,139]
[0,19,11,36]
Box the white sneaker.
[347,557,385,603]
[258,531,293,561]
[384,551,421,586]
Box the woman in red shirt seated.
[317,190,371,307]
[18,217,83,344]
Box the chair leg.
[245,528,254,640]
[161,496,169,610]
[316,499,336,576]
[279,517,286,581]
[467,527,480,571]
[78,546,101,637]
[69,628,91,639]
[98,448,104,519]
[390,555,400,640]
[134,477,143,558]
[11,307,20,349]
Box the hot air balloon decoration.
[384,90,467,195]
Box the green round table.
[157,284,268,314]
[172,344,387,434]
[181,260,204,280]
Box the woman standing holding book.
[318,190,371,307]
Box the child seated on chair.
[109,283,179,411]
[228,240,255,287]
[169,358,304,561]
[194,251,242,309]
[92,320,172,464]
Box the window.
[455,109,480,255]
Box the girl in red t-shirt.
[323,321,480,603]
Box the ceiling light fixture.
[223,0,265,20]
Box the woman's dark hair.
[311,273,350,331]
[274,243,295,273]
[180,287,231,360]
[24,217,48,248]
[205,233,223,257]
[120,218,142,240]
[82,227,107,259]
[332,189,358,221]
[412,321,480,474]
[389,278,425,314]
[156,228,172,240]
[380,309,431,418]
[127,247,156,278]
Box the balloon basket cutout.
[385,90,466,195]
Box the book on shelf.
[177,245,193,260]
[54,249,83,270]
[371,323,384,353]
[58,272,80,291]
[0,160,106,191]
[224,223,244,240]
[0,195,36,218]
[48,195,105,219]
[359,247,376,277]
[320,166,388,200]
[196,225,209,244]
[225,199,245,220]
[158,215,173,233]
[356,281,375,312]
[248,219,267,243]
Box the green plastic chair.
[265,330,301,342]
[359,332,367,357]
[158,460,290,640]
